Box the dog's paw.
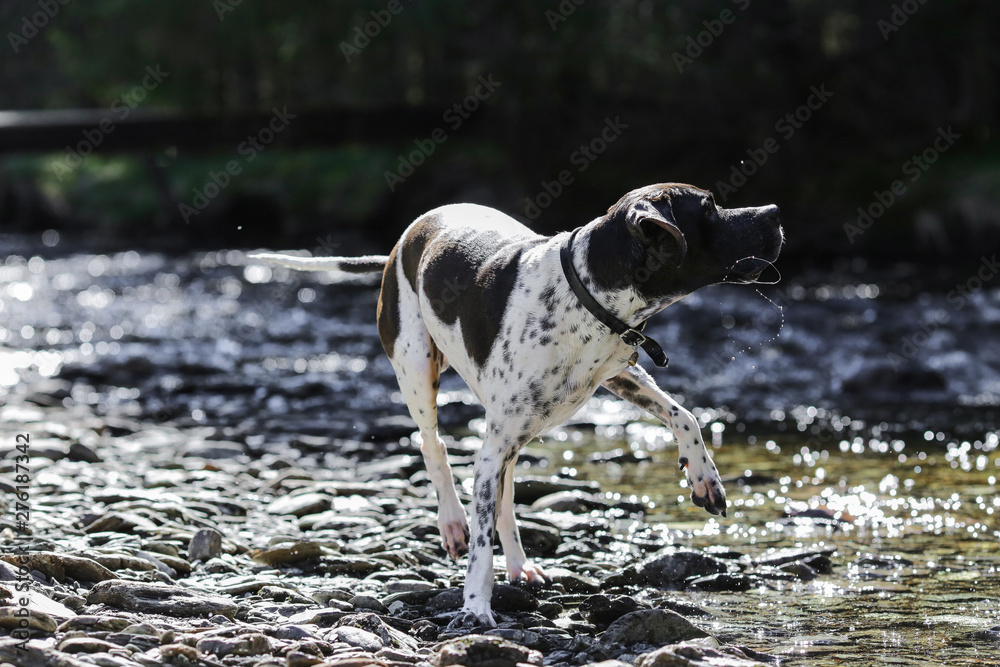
[680,453,728,517]
[446,605,497,629]
[439,516,470,559]
[507,559,548,586]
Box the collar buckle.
[620,329,646,347]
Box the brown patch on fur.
[401,214,442,293]
[376,244,402,359]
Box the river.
[1,232,998,664]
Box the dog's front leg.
[603,365,727,516]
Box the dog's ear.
[621,197,687,268]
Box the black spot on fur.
[422,230,543,368]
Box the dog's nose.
[758,204,781,229]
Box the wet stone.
[1,552,118,583]
[67,441,103,463]
[687,573,754,592]
[386,579,436,594]
[196,631,272,657]
[635,641,772,667]
[57,615,132,633]
[0,606,58,633]
[86,579,238,618]
[57,636,123,653]
[188,527,224,562]
[180,438,246,459]
[531,490,610,513]
[544,568,601,594]
[328,626,385,652]
[485,628,546,651]
[269,491,333,517]
[604,549,731,589]
[601,609,710,647]
[252,540,324,565]
[514,477,603,505]
[0,638,96,666]
[580,595,649,627]
[351,595,390,614]
[433,634,543,667]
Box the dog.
[250,182,783,627]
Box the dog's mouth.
[724,256,782,284]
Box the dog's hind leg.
[497,455,547,585]
[379,259,468,558]
[389,341,469,558]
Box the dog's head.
[593,183,783,300]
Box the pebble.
[268,491,333,517]
[328,627,384,652]
[196,632,272,657]
[0,606,58,633]
[188,527,224,562]
[181,439,247,459]
[531,490,609,513]
[57,636,124,653]
[252,541,324,565]
[580,595,648,627]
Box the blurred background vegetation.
[1,0,998,262]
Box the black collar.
[560,229,669,367]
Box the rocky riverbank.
[0,394,840,667]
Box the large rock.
[0,606,58,633]
[601,609,709,647]
[0,552,117,583]
[0,639,94,666]
[635,641,772,666]
[637,550,731,584]
[87,580,238,618]
[605,550,731,589]
[434,634,543,667]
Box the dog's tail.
[247,252,389,274]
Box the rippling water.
[2,231,999,664]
